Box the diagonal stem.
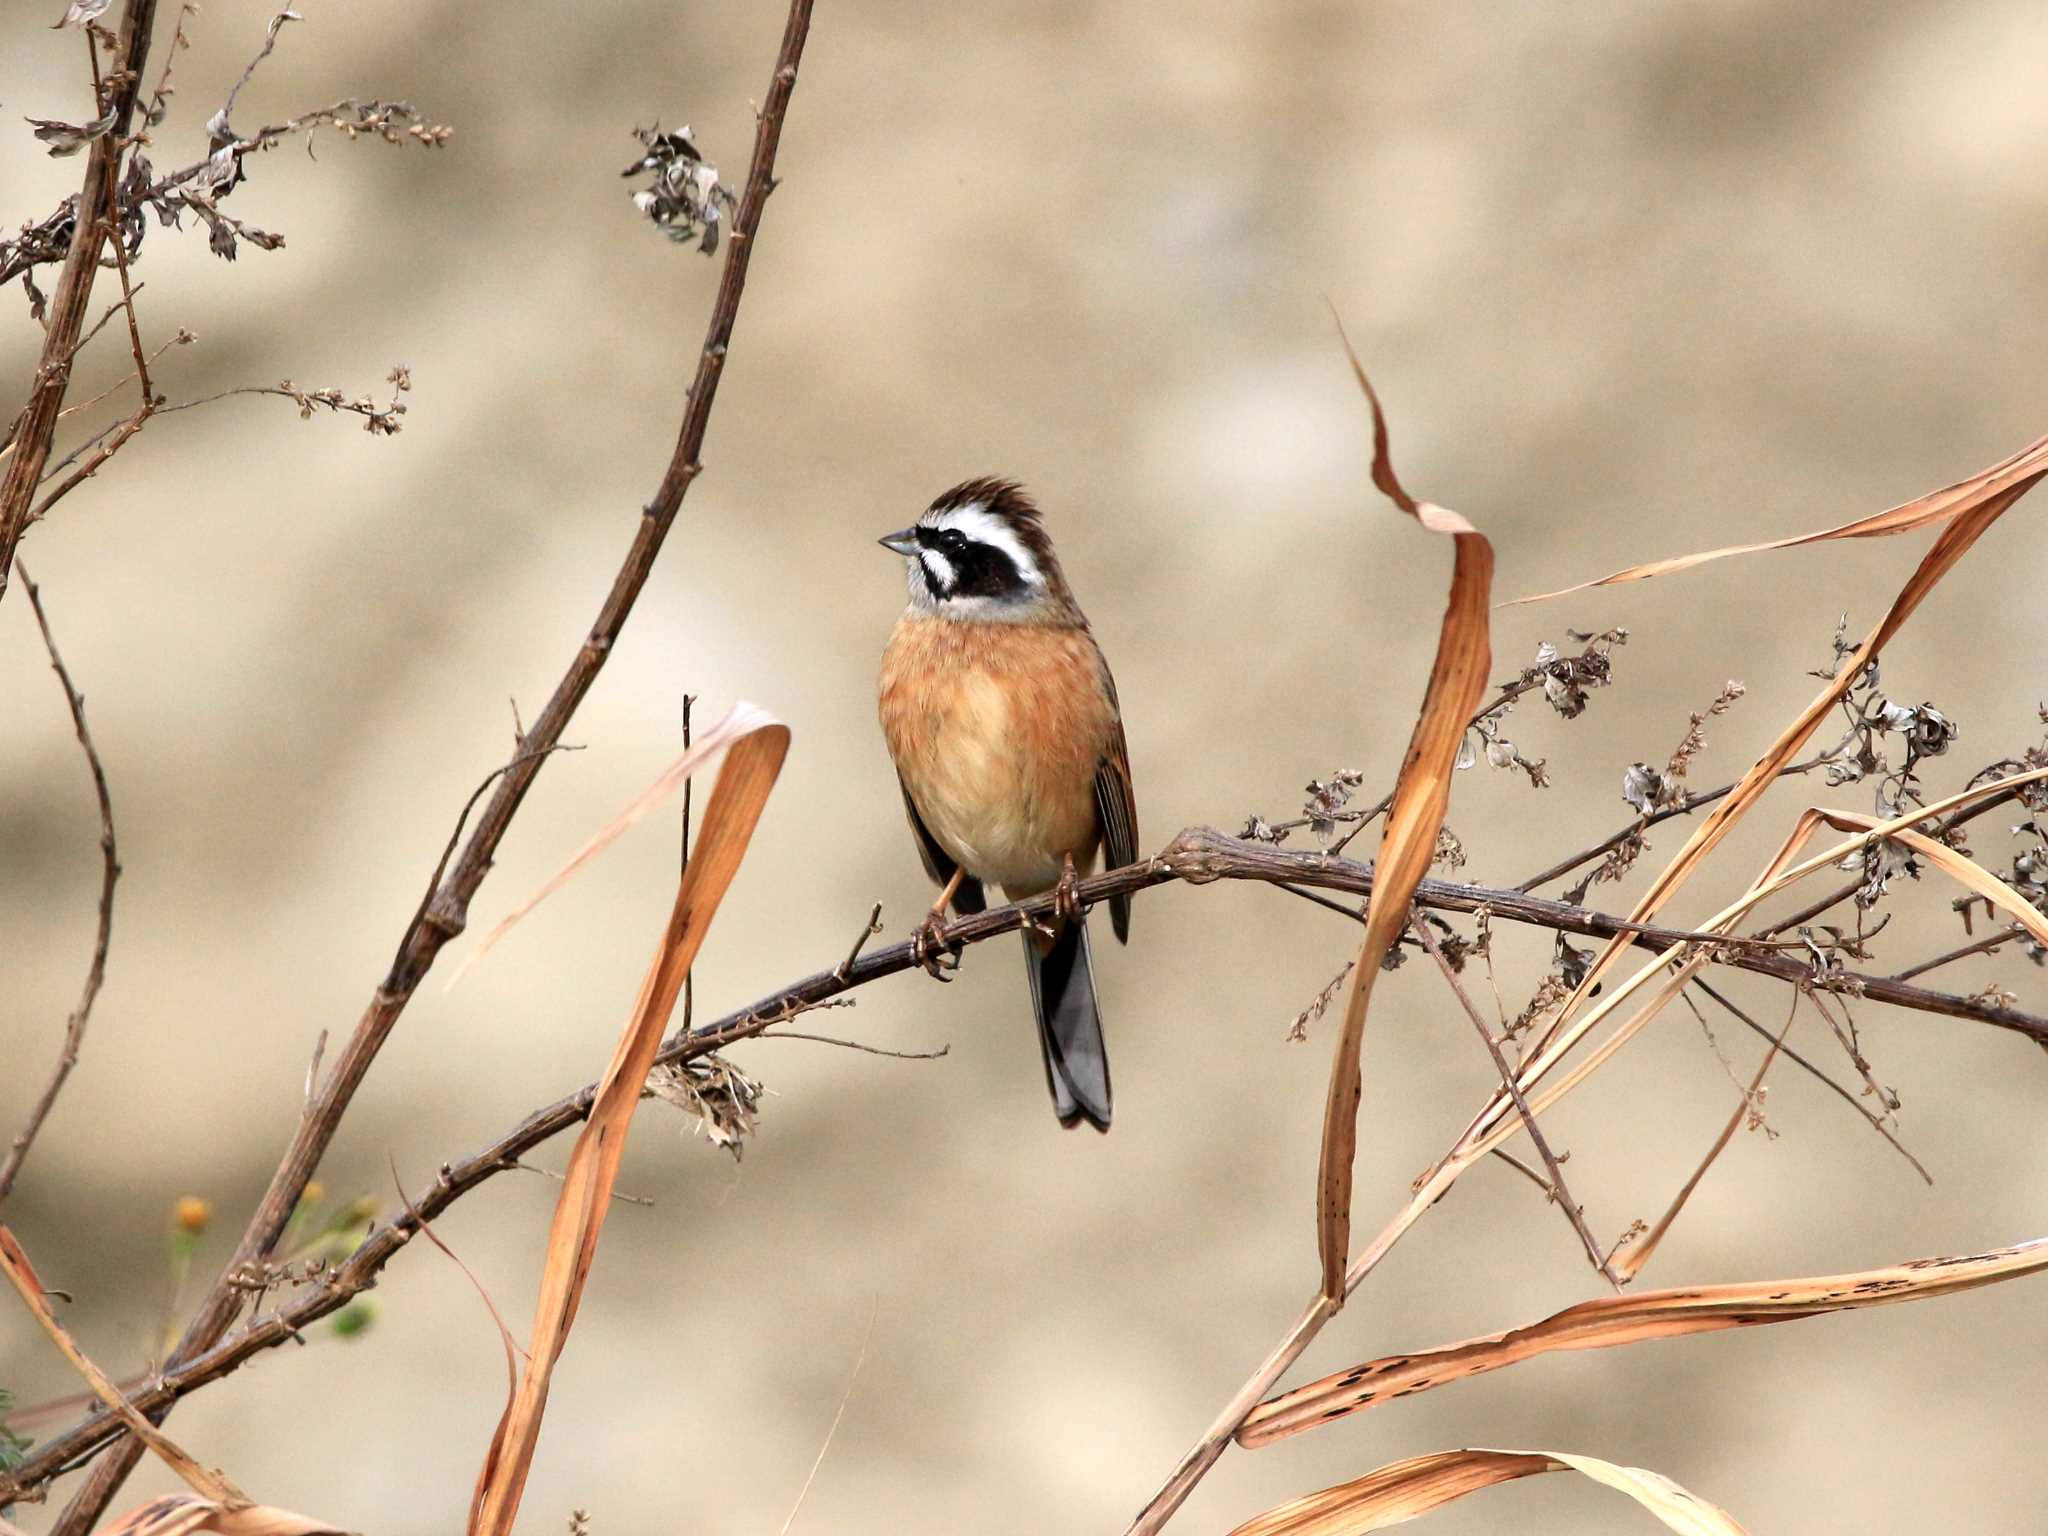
[1411,914,1622,1287]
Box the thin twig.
[219,9,299,127]
[1685,981,1930,1183]
[776,1294,878,1536]
[757,1030,949,1061]
[48,4,817,1524]
[1892,925,2022,981]
[1616,991,1800,1280]
[1412,915,1622,1287]
[0,0,159,604]
[0,568,120,1207]
[509,1161,654,1207]
[833,903,884,982]
[1517,753,1834,893]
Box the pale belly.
[880,619,1111,899]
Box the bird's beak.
[878,528,920,556]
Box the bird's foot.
[912,911,959,981]
[1051,852,1082,925]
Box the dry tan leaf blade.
[1314,321,1494,1301]
[0,1227,246,1508]
[1225,1447,1748,1535]
[102,1495,353,1536]
[1472,449,2048,1152]
[467,705,791,1536]
[1465,765,2048,1166]
[1240,1235,2048,1446]
[1509,430,2048,605]
[450,700,785,986]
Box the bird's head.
[878,477,1076,623]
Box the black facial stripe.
[917,525,1025,601]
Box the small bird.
[876,478,1138,1131]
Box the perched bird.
[876,479,1139,1131]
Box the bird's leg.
[913,867,966,981]
[1051,852,1081,925]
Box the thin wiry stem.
[0,568,120,1207]
[0,0,160,604]
[1412,915,1622,1287]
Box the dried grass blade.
[1240,1235,2048,1445]
[1316,321,1494,1300]
[1477,468,2046,1153]
[1509,431,2048,605]
[1612,997,1797,1282]
[0,1227,243,1506]
[467,707,791,1536]
[1225,1447,1747,1535]
[102,1494,351,1536]
[1467,766,2048,1153]
[449,701,775,987]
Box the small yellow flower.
[174,1196,212,1234]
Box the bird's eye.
[938,530,968,555]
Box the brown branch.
[1410,915,1621,1287]
[45,3,817,1525]
[0,568,120,1207]
[1685,980,1930,1183]
[10,823,2041,1499]
[0,0,160,603]
[1891,925,2024,981]
[1516,752,1835,894]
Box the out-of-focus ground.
[4,2,2047,1531]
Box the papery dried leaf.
[52,0,113,27]
[1226,1447,1747,1535]
[451,702,781,987]
[1469,440,2048,1152]
[1241,1235,2048,1446]
[1315,319,1493,1300]
[1511,431,2048,605]
[468,705,789,1536]
[0,1228,243,1505]
[28,111,117,156]
[103,1494,351,1536]
[1475,766,2048,1165]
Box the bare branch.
[0,567,120,1208]
[0,0,161,603]
[1411,914,1622,1287]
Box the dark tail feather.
[1024,920,1111,1132]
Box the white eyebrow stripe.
[923,504,1044,586]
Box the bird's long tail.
[1023,919,1111,1132]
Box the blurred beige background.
[4,2,2047,1531]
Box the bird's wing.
[899,776,985,914]
[1092,658,1139,944]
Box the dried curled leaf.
[623,125,734,253]
[1511,431,2048,605]
[1226,1447,1747,1535]
[1241,1234,2048,1446]
[468,705,790,1536]
[51,0,112,29]
[103,1495,352,1536]
[27,110,117,156]
[1315,318,1493,1300]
